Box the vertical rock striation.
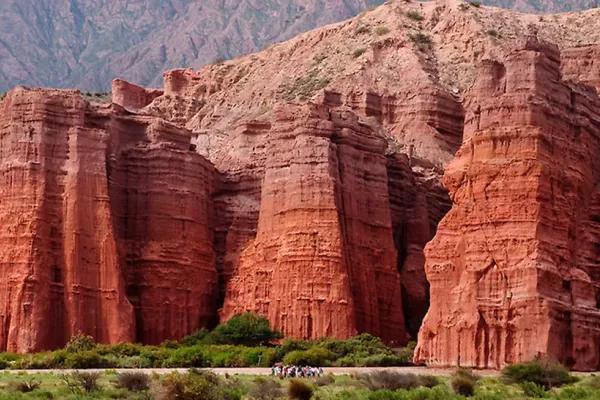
[415,38,600,371]
[220,103,407,343]
[0,87,218,351]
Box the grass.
[0,370,597,400]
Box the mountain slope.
[0,0,384,92]
[1,0,599,93]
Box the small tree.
[209,313,283,346]
[64,332,97,353]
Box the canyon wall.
[0,87,218,351]
[415,39,600,371]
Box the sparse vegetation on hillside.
[468,0,482,7]
[81,91,112,103]
[352,47,368,58]
[487,28,500,37]
[375,26,391,36]
[355,25,371,35]
[278,69,331,102]
[406,10,425,21]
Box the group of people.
[271,364,324,378]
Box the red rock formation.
[220,103,407,344]
[0,88,134,352]
[561,45,600,93]
[415,38,600,371]
[112,79,163,111]
[0,86,218,351]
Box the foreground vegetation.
[0,363,599,400]
[0,314,414,370]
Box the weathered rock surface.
[415,38,600,371]
[112,79,163,111]
[220,103,407,343]
[0,87,218,351]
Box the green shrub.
[209,313,282,346]
[353,48,367,58]
[502,359,576,389]
[451,369,479,397]
[288,379,314,400]
[368,390,402,400]
[314,373,335,386]
[419,375,441,388]
[359,371,420,391]
[114,371,150,392]
[582,375,600,389]
[406,11,425,21]
[375,26,390,36]
[163,346,205,368]
[181,328,210,346]
[248,377,283,400]
[64,350,103,369]
[521,381,549,398]
[409,32,431,45]
[283,347,333,367]
[64,333,97,353]
[159,369,223,400]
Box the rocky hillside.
[1,0,600,370]
[0,0,384,93]
[1,0,598,93]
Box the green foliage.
[60,371,101,393]
[375,26,391,36]
[278,70,331,102]
[520,381,549,398]
[64,350,104,369]
[418,375,441,388]
[206,313,282,346]
[502,359,576,389]
[451,369,479,397]
[288,378,314,400]
[64,332,97,353]
[406,11,425,21]
[158,369,224,400]
[352,48,367,58]
[283,348,334,367]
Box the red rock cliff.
[415,38,600,371]
[220,103,407,343]
[0,87,218,351]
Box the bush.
[419,375,441,388]
[181,328,210,346]
[288,379,314,400]
[114,371,150,392]
[283,347,333,367]
[60,371,101,393]
[359,371,420,391]
[355,25,370,35]
[314,373,336,386]
[406,11,424,21]
[375,26,390,36]
[468,0,482,6]
[7,378,41,393]
[368,390,402,400]
[64,333,97,353]
[208,313,282,346]
[159,370,218,400]
[521,381,549,398]
[451,369,479,397]
[502,359,576,389]
[64,350,104,369]
[487,29,499,37]
[352,48,367,58]
[409,32,431,45]
[248,377,283,400]
[163,346,205,368]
